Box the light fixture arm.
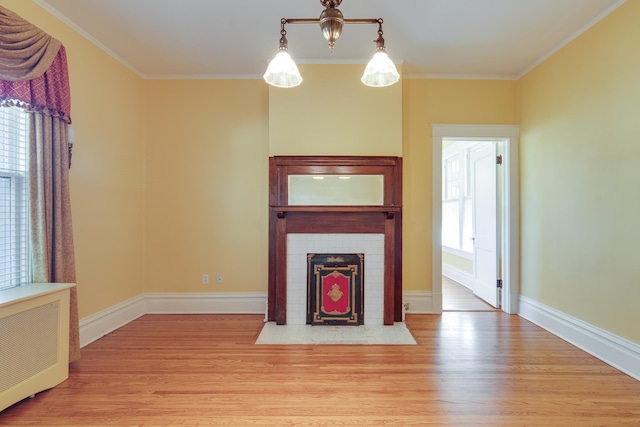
[374,18,386,50]
[278,18,288,50]
[282,17,381,26]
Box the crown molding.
[33,0,145,78]
[517,0,627,79]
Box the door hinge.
[497,279,503,288]
[496,155,503,165]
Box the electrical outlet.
[216,274,223,284]
[202,274,209,284]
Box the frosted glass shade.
[263,50,303,88]
[361,51,400,87]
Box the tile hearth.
[255,322,417,345]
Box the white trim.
[145,292,267,314]
[402,291,433,314]
[80,292,267,347]
[34,0,625,83]
[76,291,640,381]
[517,0,627,79]
[501,138,520,313]
[144,74,264,80]
[519,296,640,381]
[79,291,431,347]
[433,124,520,139]
[442,265,474,291]
[432,124,520,314]
[404,73,518,81]
[79,294,145,348]
[0,282,74,307]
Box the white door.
[471,143,499,307]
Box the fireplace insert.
[307,253,364,326]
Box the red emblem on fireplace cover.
[321,272,350,315]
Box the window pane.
[444,157,460,200]
[0,106,30,290]
[442,200,460,249]
[462,197,473,252]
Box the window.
[442,142,473,253]
[0,106,30,290]
[443,157,460,201]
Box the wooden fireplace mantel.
[268,156,403,325]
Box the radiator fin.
[0,302,59,393]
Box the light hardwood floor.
[442,275,498,311]
[2,313,639,425]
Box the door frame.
[432,124,520,314]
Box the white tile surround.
[287,233,385,325]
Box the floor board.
[442,275,498,311]
[2,313,639,425]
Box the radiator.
[0,283,73,412]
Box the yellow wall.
[269,64,402,156]
[0,1,146,318]
[517,0,640,343]
[143,80,269,293]
[443,252,473,274]
[1,2,518,316]
[143,76,516,295]
[401,78,517,291]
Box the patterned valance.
[0,6,71,123]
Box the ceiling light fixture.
[263,0,400,88]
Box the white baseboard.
[403,291,434,314]
[80,292,640,382]
[79,292,267,348]
[442,264,474,290]
[145,292,267,314]
[79,294,146,348]
[519,296,640,381]
[80,291,432,347]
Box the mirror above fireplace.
[288,174,384,206]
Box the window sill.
[0,283,75,308]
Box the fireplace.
[269,156,403,325]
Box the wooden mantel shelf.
[271,205,401,219]
[270,205,401,212]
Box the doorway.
[442,140,499,311]
[431,125,520,314]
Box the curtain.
[0,6,79,362]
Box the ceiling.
[34,0,623,80]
